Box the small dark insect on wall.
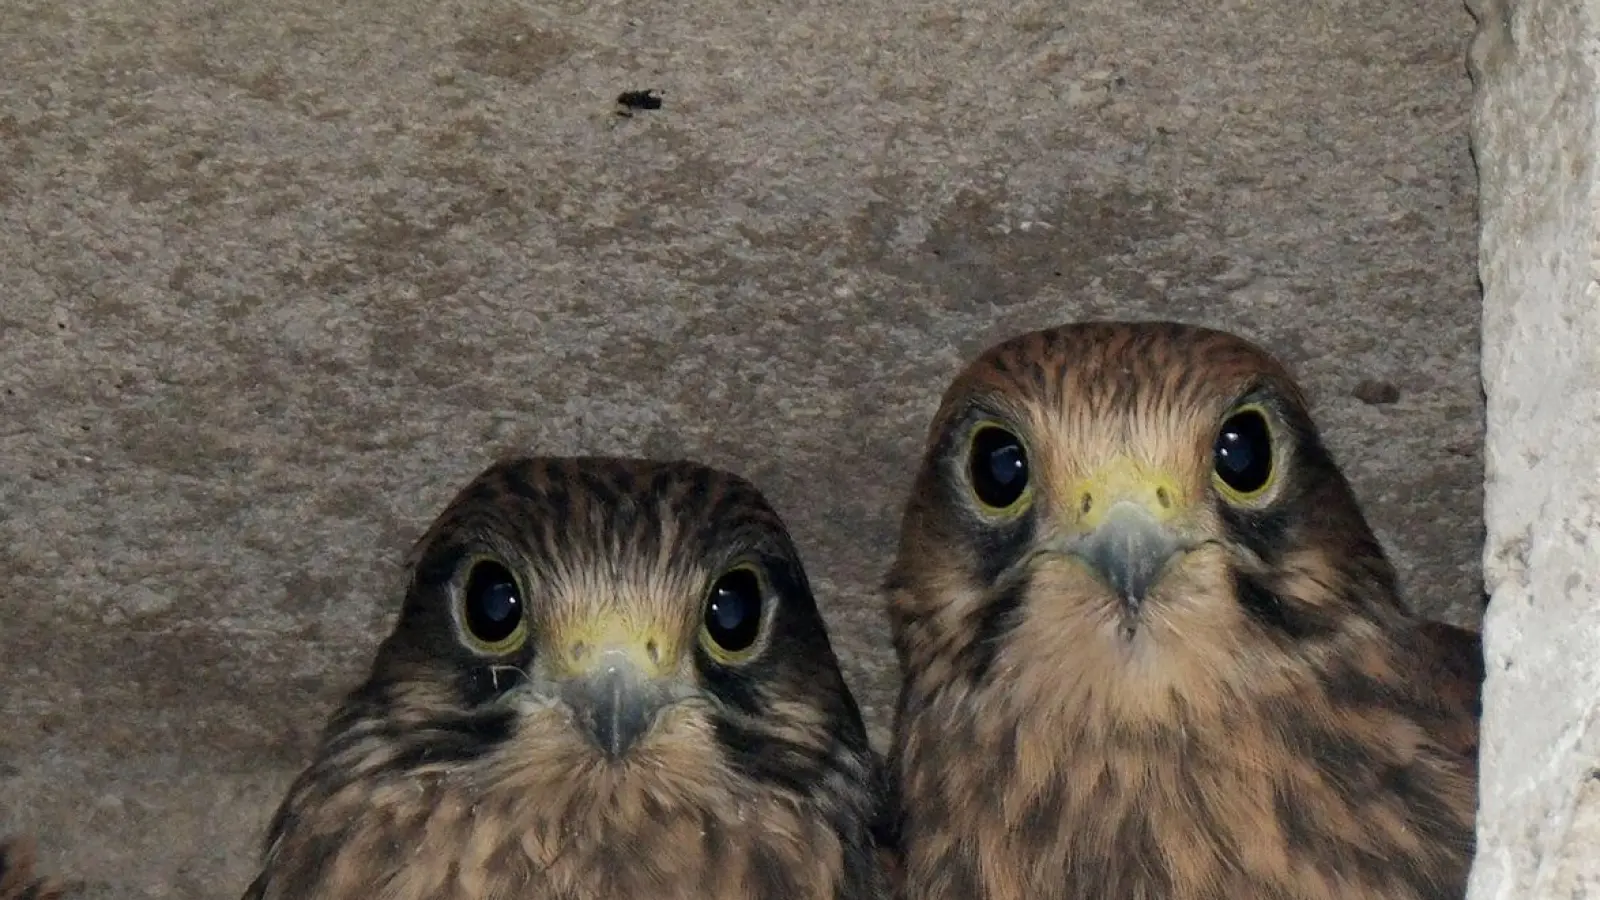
[615,89,663,117]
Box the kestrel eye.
[1213,407,1275,499]
[700,566,764,661]
[460,560,527,652]
[967,424,1030,512]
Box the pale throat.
[945,580,1263,753]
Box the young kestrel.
[244,457,890,900]
[885,321,1480,900]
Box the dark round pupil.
[1214,410,1274,493]
[464,561,523,645]
[968,426,1029,508]
[705,568,762,653]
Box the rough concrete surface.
[1467,0,1600,895]
[0,0,1482,896]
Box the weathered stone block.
[1468,0,1600,894]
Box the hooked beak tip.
[1065,502,1186,606]
[565,662,664,760]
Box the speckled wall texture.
[0,0,1482,896]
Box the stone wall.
[1467,0,1600,894]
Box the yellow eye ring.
[1211,403,1278,505]
[964,420,1033,517]
[454,555,530,656]
[698,563,767,666]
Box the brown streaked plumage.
[885,321,1480,900]
[245,457,890,900]
[0,836,64,900]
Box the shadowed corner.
[0,835,67,900]
[869,757,905,895]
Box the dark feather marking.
[1273,782,1320,859]
[968,510,1035,586]
[1019,775,1064,840]
[750,843,800,900]
[1380,764,1476,859]
[839,842,884,900]
[460,659,529,707]
[1322,658,1443,726]
[1305,725,1386,797]
[1416,621,1485,721]
[378,710,515,773]
[1313,820,1447,900]
[499,462,541,503]
[712,715,821,799]
[868,764,901,856]
[1232,570,1336,640]
[412,542,466,589]
[1172,753,1236,864]
[266,829,341,900]
[987,347,1016,378]
[643,466,677,504]
[687,468,726,540]
[994,718,1019,767]
[573,469,618,517]
[1219,503,1293,562]
[960,574,1029,682]
[929,847,984,900]
[1113,810,1174,897]
[699,810,729,872]
[696,646,765,719]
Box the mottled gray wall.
[0,0,1482,896]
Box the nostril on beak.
[565,656,663,760]
[1069,501,1184,606]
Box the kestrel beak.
[553,619,682,760]
[1047,457,1196,610]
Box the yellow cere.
[1066,456,1187,532]
[556,612,679,680]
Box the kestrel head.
[885,321,1478,900]
[380,457,864,770]
[888,320,1407,711]
[248,457,885,900]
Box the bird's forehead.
[413,458,787,597]
[938,322,1299,469]
[531,534,713,599]
[477,501,740,590]
[957,324,1284,418]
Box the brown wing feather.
[1412,620,1484,773]
[0,837,64,900]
